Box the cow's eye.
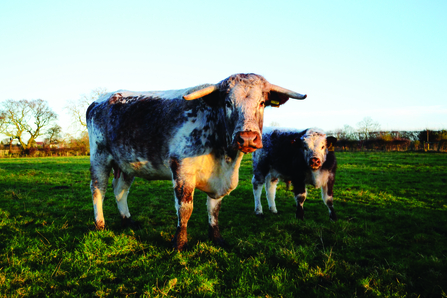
[322,145,325,149]
[260,101,265,107]
[225,101,232,108]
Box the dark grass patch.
[1,152,447,297]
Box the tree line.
[327,117,447,152]
[1,92,446,157]
[0,88,106,157]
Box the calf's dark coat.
[252,128,338,220]
[87,73,307,250]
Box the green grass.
[1,152,446,297]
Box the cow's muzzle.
[235,131,263,153]
[309,157,322,170]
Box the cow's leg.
[90,157,112,230]
[265,174,279,214]
[207,196,226,246]
[252,175,265,215]
[112,169,138,228]
[293,183,307,220]
[170,158,195,251]
[321,174,337,221]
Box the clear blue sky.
[1,0,446,138]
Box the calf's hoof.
[255,212,265,218]
[329,208,337,222]
[296,208,304,220]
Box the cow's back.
[87,89,216,179]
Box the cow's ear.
[201,92,221,108]
[266,92,290,107]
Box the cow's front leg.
[293,184,307,220]
[321,174,337,221]
[171,180,195,251]
[265,174,279,214]
[207,196,226,246]
[170,158,196,251]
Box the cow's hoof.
[212,237,227,248]
[95,220,105,230]
[255,213,265,218]
[122,217,142,230]
[173,242,189,252]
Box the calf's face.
[301,130,329,171]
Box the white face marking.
[227,85,265,138]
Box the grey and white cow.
[87,73,307,250]
[252,128,338,221]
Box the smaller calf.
[252,128,338,221]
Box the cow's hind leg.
[207,196,226,246]
[112,168,138,228]
[252,175,265,216]
[265,174,279,214]
[90,158,112,230]
[293,183,307,220]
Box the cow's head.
[184,73,306,153]
[295,129,337,171]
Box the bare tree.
[357,117,380,140]
[65,88,107,132]
[0,99,58,151]
[44,124,63,146]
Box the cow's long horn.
[269,84,307,99]
[183,85,218,100]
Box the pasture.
[1,152,446,297]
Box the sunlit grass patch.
[1,153,447,297]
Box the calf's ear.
[327,136,337,151]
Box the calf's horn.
[183,85,218,100]
[269,84,307,99]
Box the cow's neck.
[194,149,244,198]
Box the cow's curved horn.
[183,85,219,100]
[269,84,307,99]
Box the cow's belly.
[116,157,172,180]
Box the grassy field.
[1,152,446,297]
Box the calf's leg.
[252,175,265,215]
[293,184,307,220]
[321,174,337,221]
[265,174,279,214]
